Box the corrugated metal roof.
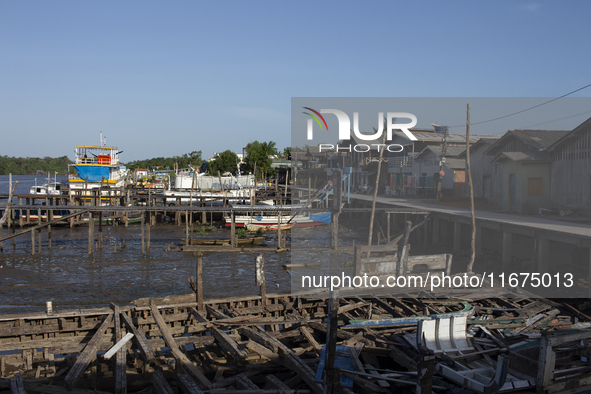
[506,130,569,149]
[444,158,466,170]
[423,145,466,157]
[393,131,495,143]
[492,151,552,163]
[546,116,591,152]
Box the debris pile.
[0,292,590,393]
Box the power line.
[522,109,591,129]
[448,82,591,128]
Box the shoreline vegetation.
[0,143,305,176]
[0,155,72,175]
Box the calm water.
[0,174,69,199]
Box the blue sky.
[1,1,590,162]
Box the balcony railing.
[388,156,413,168]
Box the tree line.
[0,143,309,178]
[0,155,72,175]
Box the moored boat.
[180,236,265,245]
[67,134,128,202]
[245,223,293,231]
[224,205,331,227]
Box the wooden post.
[368,132,386,251]
[185,210,189,245]
[37,209,41,254]
[387,212,391,244]
[31,228,35,256]
[475,224,482,257]
[417,345,435,394]
[196,255,203,310]
[397,221,412,276]
[139,212,144,254]
[146,211,151,251]
[536,235,549,272]
[331,212,339,250]
[432,217,439,245]
[48,224,52,249]
[255,253,266,306]
[111,303,127,394]
[453,221,461,252]
[466,103,477,273]
[88,212,94,255]
[18,198,23,228]
[98,211,103,249]
[325,290,340,393]
[189,171,196,244]
[277,211,282,249]
[502,230,512,271]
[230,212,236,248]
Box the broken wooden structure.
[0,289,590,393]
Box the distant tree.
[281,145,308,159]
[126,151,204,172]
[209,150,239,175]
[0,155,72,175]
[240,141,278,180]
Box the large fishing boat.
[68,134,128,200]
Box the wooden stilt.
[256,253,266,306]
[31,228,35,256]
[98,212,103,249]
[147,212,151,251]
[88,212,94,255]
[141,212,145,254]
[196,255,203,310]
[231,212,236,248]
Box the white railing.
[388,156,413,168]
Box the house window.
[527,178,543,196]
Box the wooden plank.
[243,327,323,394]
[307,321,373,347]
[111,303,127,394]
[149,300,212,389]
[241,327,280,353]
[64,313,113,390]
[337,301,367,315]
[234,373,259,390]
[348,347,366,374]
[120,310,155,362]
[368,296,402,318]
[177,373,205,394]
[211,327,248,360]
[103,332,134,360]
[264,374,291,390]
[10,373,25,394]
[152,369,174,394]
[206,305,229,320]
[340,370,388,392]
[300,326,322,352]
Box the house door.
[509,174,516,211]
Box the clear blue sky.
[1,1,590,162]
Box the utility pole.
[432,124,449,201]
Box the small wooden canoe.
[246,223,293,232]
[180,236,265,246]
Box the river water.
[0,175,362,315]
